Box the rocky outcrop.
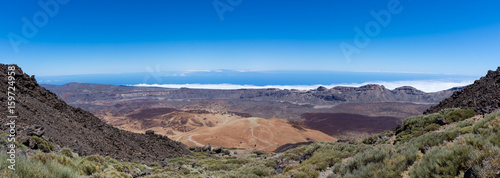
[425,67,500,115]
[0,64,191,162]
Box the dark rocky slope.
[425,67,500,115]
[0,64,191,161]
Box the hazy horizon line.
[130,79,474,93]
[33,69,481,77]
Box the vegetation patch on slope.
[2,109,499,177]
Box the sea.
[36,70,478,92]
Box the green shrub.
[286,166,319,178]
[83,155,105,163]
[459,126,473,134]
[244,165,273,177]
[423,123,440,132]
[61,148,74,158]
[80,160,103,175]
[251,150,268,156]
[0,151,79,178]
[29,136,55,153]
[302,149,341,171]
[397,109,477,144]
[409,144,478,178]
[32,153,74,166]
[444,109,476,123]
[397,113,445,142]
[207,163,237,171]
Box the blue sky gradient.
[1,0,499,76]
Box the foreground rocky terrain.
[2,105,499,177]
[0,64,191,162]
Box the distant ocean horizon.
[36,70,479,92]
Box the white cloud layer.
[132,79,475,93]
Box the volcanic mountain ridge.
[0,64,191,162]
[425,67,500,115]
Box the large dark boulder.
[145,130,155,135]
[202,144,211,152]
[212,146,222,153]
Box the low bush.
[61,148,74,158]
[0,151,79,178]
[397,109,476,143]
[29,136,55,153]
[443,109,476,123]
[409,143,477,177]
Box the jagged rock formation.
[0,64,191,162]
[239,84,459,104]
[425,67,500,115]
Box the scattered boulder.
[189,160,197,168]
[202,144,211,152]
[142,169,151,176]
[275,167,283,174]
[464,167,479,178]
[145,130,155,135]
[213,146,222,153]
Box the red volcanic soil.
[301,113,401,136]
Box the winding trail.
[174,116,278,150]
[175,135,184,142]
[248,117,276,150]
[188,134,204,147]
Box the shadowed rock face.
[0,64,191,162]
[425,67,500,115]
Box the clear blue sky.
[1,0,499,76]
